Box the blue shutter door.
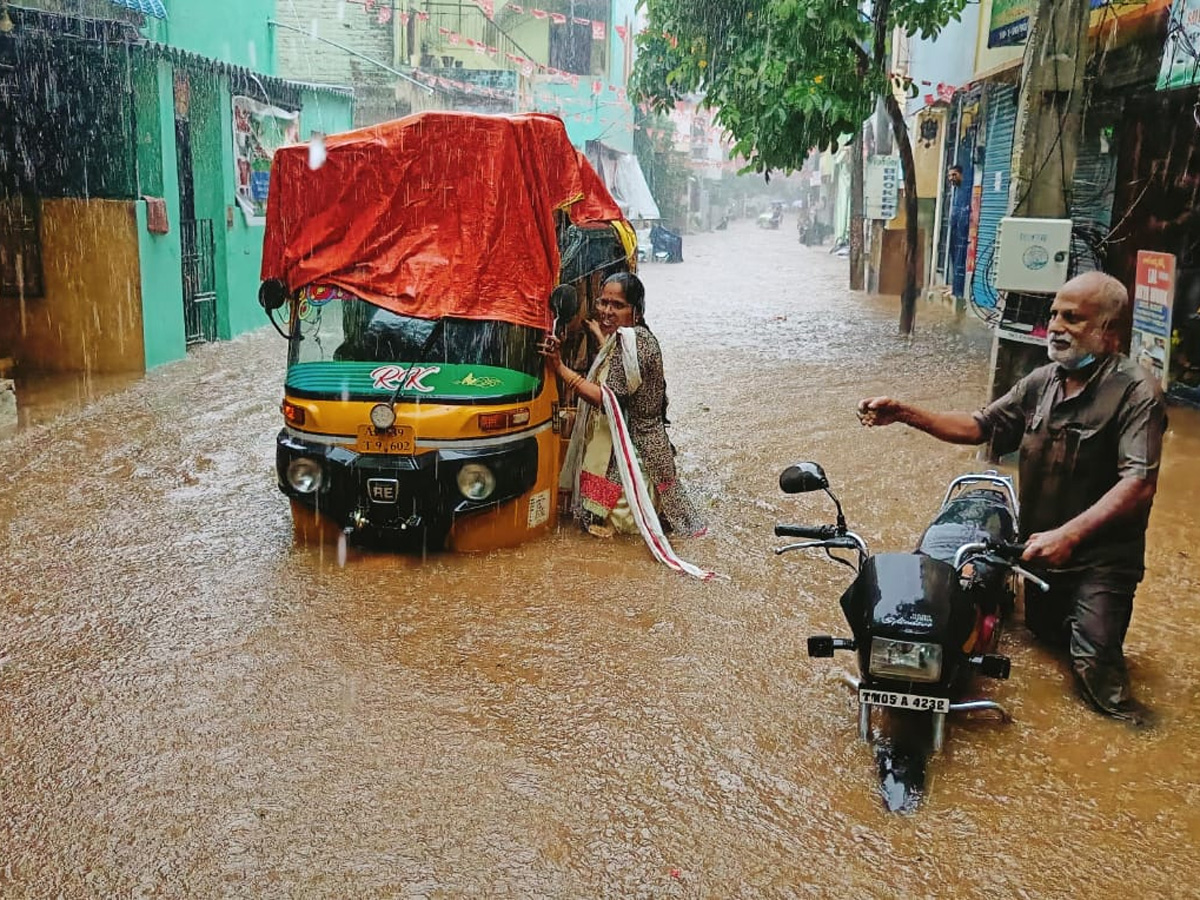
[970,85,1018,310]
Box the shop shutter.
[1069,119,1119,275]
[970,84,1018,310]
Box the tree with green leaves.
[630,0,968,334]
[633,112,691,229]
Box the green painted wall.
[142,0,276,73]
[137,60,187,370]
[299,90,355,140]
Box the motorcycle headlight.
[456,463,496,501]
[286,457,324,494]
[869,637,943,683]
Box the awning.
[108,0,167,19]
[586,141,662,221]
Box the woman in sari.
[541,272,706,542]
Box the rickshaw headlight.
[369,403,396,430]
[287,457,324,494]
[456,463,496,501]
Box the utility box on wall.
[995,217,1073,293]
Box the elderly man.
[858,272,1166,725]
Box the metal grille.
[970,84,1018,311]
[181,218,217,346]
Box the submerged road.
[2,222,1198,897]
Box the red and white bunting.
[549,12,567,25]
[592,78,602,95]
[449,32,460,44]
[399,12,410,24]
[377,6,391,24]
[417,12,429,21]
[615,24,627,40]
[437,25,450,34]
[531,8,547,19]
[477,0,494,17]
[521,61,534,76]
[509,4,524,12]
[592,20,606,41]
[570,74,579,87]
[573,16,590,26]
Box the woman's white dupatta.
[560,328,714,581]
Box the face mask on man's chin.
[1058,353,1097,371]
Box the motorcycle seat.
[916,489,1016,566]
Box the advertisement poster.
[1132,250,1176,390]
[989,0,1106,49]
[988,0,1032,48]
[1158,0,1200,90]
[232,96,300,225]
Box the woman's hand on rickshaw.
[584,318,606,345]
[539,333,562,368]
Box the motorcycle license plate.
[355,425,415,455]
[859,689,949,714]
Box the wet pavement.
[2,221,1199,897]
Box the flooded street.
[2,222,1199,897]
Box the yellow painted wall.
[0,199,145,374]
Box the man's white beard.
[1047,333,1099,368]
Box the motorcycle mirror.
[779,462,830,494]
[259,279,289,313]
[549,284,579,332]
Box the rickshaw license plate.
[356,425,415,455]
[859,689,949,714]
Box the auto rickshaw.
[258,112,635,552]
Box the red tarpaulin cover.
[261,112,627,331]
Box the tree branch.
[847,38,871,77]
[873,0,893,71]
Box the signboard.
[864,156,899,220]
[232,96,300,225]
[1158,0,1200,90]
[1132,251,1176,390]
[988,0,1032,48]
[989,0,1106,48]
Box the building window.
[0,195,44,300]
[548,0,607,76]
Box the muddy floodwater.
[2,223,1198,898]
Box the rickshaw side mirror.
[259,279,289,313]
[779,462,830,494]
[549,284,579,333]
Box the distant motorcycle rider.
[857,272,1166,726]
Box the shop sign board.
[1132,251,1176,390]
[865,156,899,221]
[1158,0,1200,90]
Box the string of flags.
[343,0,633,46]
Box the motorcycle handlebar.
[774,524,838,540]
[991,541,1027,560]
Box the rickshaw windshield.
[288,295,543,386]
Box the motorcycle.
[774,462,1050,812]
[648,223,683,263]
